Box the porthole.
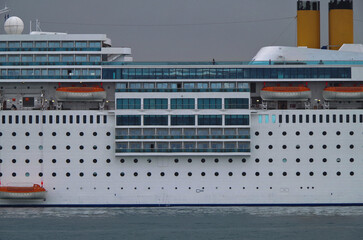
[242,158,247,163]
[12,172,16,177]
[296,145,300,149]
[25,172,30,177]
[52,159,56,163]
[93,159,97,163]
[134,159,138,163]
[322,158,327,163]
[350,145,354,149]
[93,132,97,136]
[106,159,111,163]
[147,172,151,177]
[66,159,70,163]
[188,158,192,163]
[309,158,314,163]
[322,131,327,136]
[268,145,273,149]
[350,158,354,163]
[255,145,260,150]
[52,145,56,150]
[242,172,246,176]
[106,145,111,150]
[79,145,84,150]
[12,159,16,163]
[282,145,287,149]
[214,158,219,163]
[282,131,287,136]
[66,145,71,150]
[309,131,313,136]
[25,159,30,163]
[79,132,84,136]
[228,172,233,176]
[336,145,341,149]
[349,131,354,136]
[255,158,260,163]
[188,172,192,176]
[174,172,179,176]
[66,172,70,177]
[255,172,260,176]
[296,172,300,176]
[39,159,43,163]
[323,172,327,176]
[336,171,341,176]
[12,132,16,136]
[269,172,273,176]
[66,132,71,136]
[106,132,111,136]
[52,173,56,177]
[160,172,165,177]
[52,132,56,136]
[228,158,233,163]
[39,132,43,136]
[268,131,273,136]
[309,172,314,176]
[336,131,341,136]
[38,145,43,150]
[174,159,179,163]
[201,158,206,163]
[0,132,2,136]
[93,145,97,150]
[79,172,84,177]
[120,159,125,163]
[120,172,125,177]
[295,131,300,136]
[201,172,206,176]
[0,146,2,150]
[134,172,138,177]
[0,173,2,177]
[282,158,287,163]
[12,145,16,150]
[322,145,327,149]
[350,172,354,176]
[93,172,97,177]
[309,145,314,149]
[268,158,273,163]
[215,172,219,176]
[25,132,30,136]
[106,172,111,177]
[282,172,287,176]
[255,131,259,136]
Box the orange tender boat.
[55,86,107,101]
[323,86,363,101]
[261,86,311,101]
[0,184,47,199]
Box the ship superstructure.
[0,0,362,206]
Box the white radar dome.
[4,16,24,34]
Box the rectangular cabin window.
[312,114,316,123]
[258,115,263,124]
[43,115,46,124]
[69,115,73,124]
[2,115,5,124]
[326,115,330,123]
[353,114,356,123]
[22,115,26,124]
[36,115,39,124]
[56,115,60,124]
[15,115,19,124]
[103,115,107,124]
[90,115,94,124]
[76,115,80,124]
[28,115,32,124]
[360,114,363,123]
[265,115,269,123]
[299,114,303,123]
[319,114,323,123]
[346,115,350,123]
[339,114,343,123]
[285,115,289,123]
[306,115,309,123]
[83,115,87,124]
[63,115,67,124]
[292,115,296,123]
[49,115,53,124]
[279,115,282,123]
[271,115,276,123]
[8,115,12,124]
[97,115,100,124]
[333,114,336,123]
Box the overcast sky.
[2,0,363,61]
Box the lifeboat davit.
[0,184,47,199]
[260,86,311,101]
[55,86,106,102]
[323,87,363,101]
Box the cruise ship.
[0,0,362,206]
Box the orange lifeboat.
[323,86,363,101]
[0,184,47,199]
[55,86,106,101]
[261,86,311,101]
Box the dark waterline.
[0,207,363,240]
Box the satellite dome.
[4,16,24,34]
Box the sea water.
[0,207,362,240]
